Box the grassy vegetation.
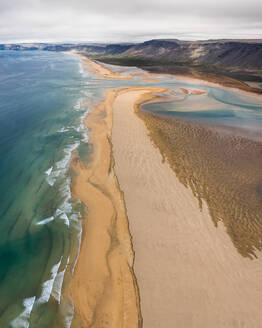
[92,55,193,67]
[85,53,262,84]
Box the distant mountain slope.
[119,39,262,70]
[118,40,262,69]
[0,42,133,54]
[1,39,262,80]
[91,39,262,80]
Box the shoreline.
[93,57,262,98]
[72,52,133,80]
[171,73,262,99]
[137,65,262,97]
[73,52,262,98]
[69,88,142,327]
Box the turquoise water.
[0,51,145,328]
[142,80,262,137]
[0,51,90,327]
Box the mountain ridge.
[1,39,262,82]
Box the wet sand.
[138,110,262,258]
[142,66,262,96]
[111,87,262,327]
[70,89,141,327]
[73,53,133,80]
[175,74,262,99]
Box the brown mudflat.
[137,108,262,259]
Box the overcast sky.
[0,0,262,43]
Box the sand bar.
[70,89,141,327]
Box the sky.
[0,0,262,43]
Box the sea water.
[0,51,91,327]
[0,50,144,327]
[141,80,262,137]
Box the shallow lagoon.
[142,81,262,137]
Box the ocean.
[0,50,90,327]
[0,50,142,328]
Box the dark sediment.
[136,104,262,259]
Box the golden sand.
[180,87,190,94]
[70,89,141,327]
[73,53,133,80]
[180,87,207,95]
[69,59,142,327]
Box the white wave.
[60,200,72,215]
[52,269,65,304]
[45,174,56,187]
[56,142,80,170]
[60,213,70,227]
[10,296,36,328]
[45,169,60,186]
[78,62,84,75]
[71,225,82,274]
[74,100,81,111]
[36,216,54,226]
[37,258,62,305]
[55,208,70,227]
[80,113,90,142]
[57,127,69,133]
[64,303,74,328]
[59,179,71,201]
[45,141,80,187]
[45,168,61,186]
[45,166,53,176]
[52,257,69,303]
[72,125,80,132]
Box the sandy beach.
[70,57,262,327]
[70,89,141,327]
[72,52,133,80]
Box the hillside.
[90,39,262,81]
[1,39,262,81]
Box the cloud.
[0,0,262,43]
